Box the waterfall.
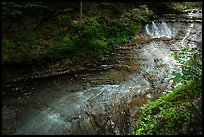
[3,10,202,135]
[152,21,160,38]
[187,10,202,17]
[180,23,194,47]
[161,21,172,38]
[145,21,173,38]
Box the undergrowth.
[132,47,202,135]
[2,3,154,66]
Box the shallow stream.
[2,10,202,135]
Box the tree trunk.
[80,2,82,27]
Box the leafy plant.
[2,37,15,63]
[131,5,150,23]
[171,47,202,84]
[2,2,47,17]
[2,3,155,66]
[132,46,202,135]
[57,15,70,21]
[132,79,202,135]
[130,23,142,35]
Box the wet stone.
[2,10,202,135]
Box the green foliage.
[132,46,202,135]
[184,2,202,9]
[2,2,23,17]
[132,79,202,135]
[131,5,151,23]
[15,32,39,48]
[2,3,155,66]
[132,5,147,13]
[2,2,47,17]
[130,23,142,35]
[171,48,202,84]
[2,37,15,63]
[24,2,47,9]
[90,39,108,48]
[52,15,137,62]
[57,15,70,21]
[2,32,40,64]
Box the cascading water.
[138,41,182,91]
[161,21,173,38]
[142,11,202,89]
[2,10,202,135]
[145,21,174,38]
[6,72,151,135]
[187,10,202,17]
[180,23,195,47]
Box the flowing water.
[2,10,202,135]
[186,10,202,17]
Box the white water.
[3,11,202,135]
[143,15,202,89]
[187,10,202,17]
[145,21,174,38]
[180,23,195,47]
[138,41,182,91]
[13,72,151,135]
